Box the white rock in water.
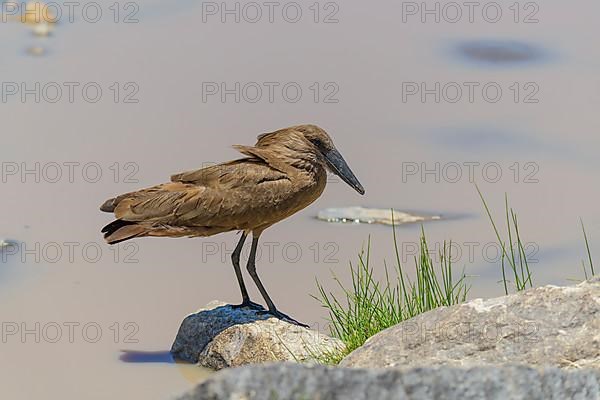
[317,207,440,225]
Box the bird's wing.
[171,157,288,187]
[112,182,200,221]
[112,161,293,229]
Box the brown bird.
[100,124,364,326]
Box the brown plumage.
[100,124,364,325]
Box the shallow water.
[1,0,599,398]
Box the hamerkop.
[100,124,364,326]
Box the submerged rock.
[171,301,343,370]
[317,206,440,225]
[176,363,600,400]
[341,278,600,369]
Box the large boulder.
[176,363,600,400]
[171,301,343,370]
[341,278,600,369]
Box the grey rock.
[176,363,600,400]
[341,278,600,369]
[171,301,343,369]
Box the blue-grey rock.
[171,301,343,370]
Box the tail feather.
[100,197,118,212]
[102,219,146,244]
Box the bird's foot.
[258,309,310,328]
[231,300,265,311]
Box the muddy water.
[1,0,599,398]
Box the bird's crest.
[232,145,288,173]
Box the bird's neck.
[275,147,325,178]
[249,143,326,180]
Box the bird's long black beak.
[324,149,365,195]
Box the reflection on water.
[120,350,175,363]
[119,351,214,384]
[25,45,46,56]
[454,40,548,65]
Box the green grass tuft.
[313,214,469,363]
[476,185,533,294]
[313,190,596,364]
[581,219,595,279]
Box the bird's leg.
[246,236,309,328]
[230,232,264,311]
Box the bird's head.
[293,125,365,195]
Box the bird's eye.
[310,138,324,148]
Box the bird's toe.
[259,309,310,328]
